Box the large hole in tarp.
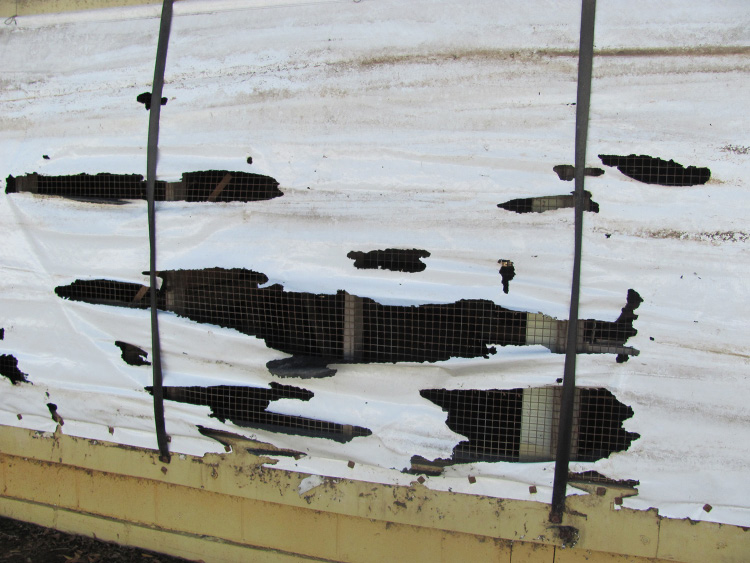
[56,269,526,364]
[5,170,282,202]
[136,91,167,110]
[418,387,639,466]
[0,354,29,385]
[147,382,371,443]
[55,269,640,368]
[498,191,599,213]
[598,154,710,186]
[347,249,430,273]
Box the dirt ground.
[0,517,193,563]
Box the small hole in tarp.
[136,92,168,110]
[553,164,604,181]
[347,248,430,273]
[115,341,151,366]
[498,260,515,294]
[498,191,599,214]
[0,354,29,385]
[599,154,710,186]
[47,403,64,425]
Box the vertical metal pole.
[549,0,597,523]
[147,0,175,464]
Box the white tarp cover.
[1,0,749,526]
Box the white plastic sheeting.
[1,0,749,526]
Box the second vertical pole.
[549,0,597,523]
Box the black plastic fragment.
[0,328,4,339]
[115,341,151,366]
[598,154,710,186]
[137,92,168,110]
[498,260,515,294]
[347,249,430,273]
[553,164,604,181]
[0,354,29,385]
[568,470,639,488]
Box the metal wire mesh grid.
[576,388,639,462]
[360,299,526,363]
[55,279,156,309]
[598,154,711,186]
[421,388,523,462]
[53,270,639,459]
[5,170,282,202]
[55,271,641,364]
[497,192,599,214]
[7,173,146,200]
[420,387,633,464]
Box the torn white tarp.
[0,0,749,527]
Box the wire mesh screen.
[5,170,282,202]
[54,268,639,457]
[182,170,282,202]
[599,154,710,186]
[54,279,157,309]
[360,300,526,363]
[6,173,146,200]
[55,269,528,364]
[575,388,639,462]
[419,387,635,466]
[497,191,599,214]
[421,388,523,462]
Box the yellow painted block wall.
[1,426,748,563]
